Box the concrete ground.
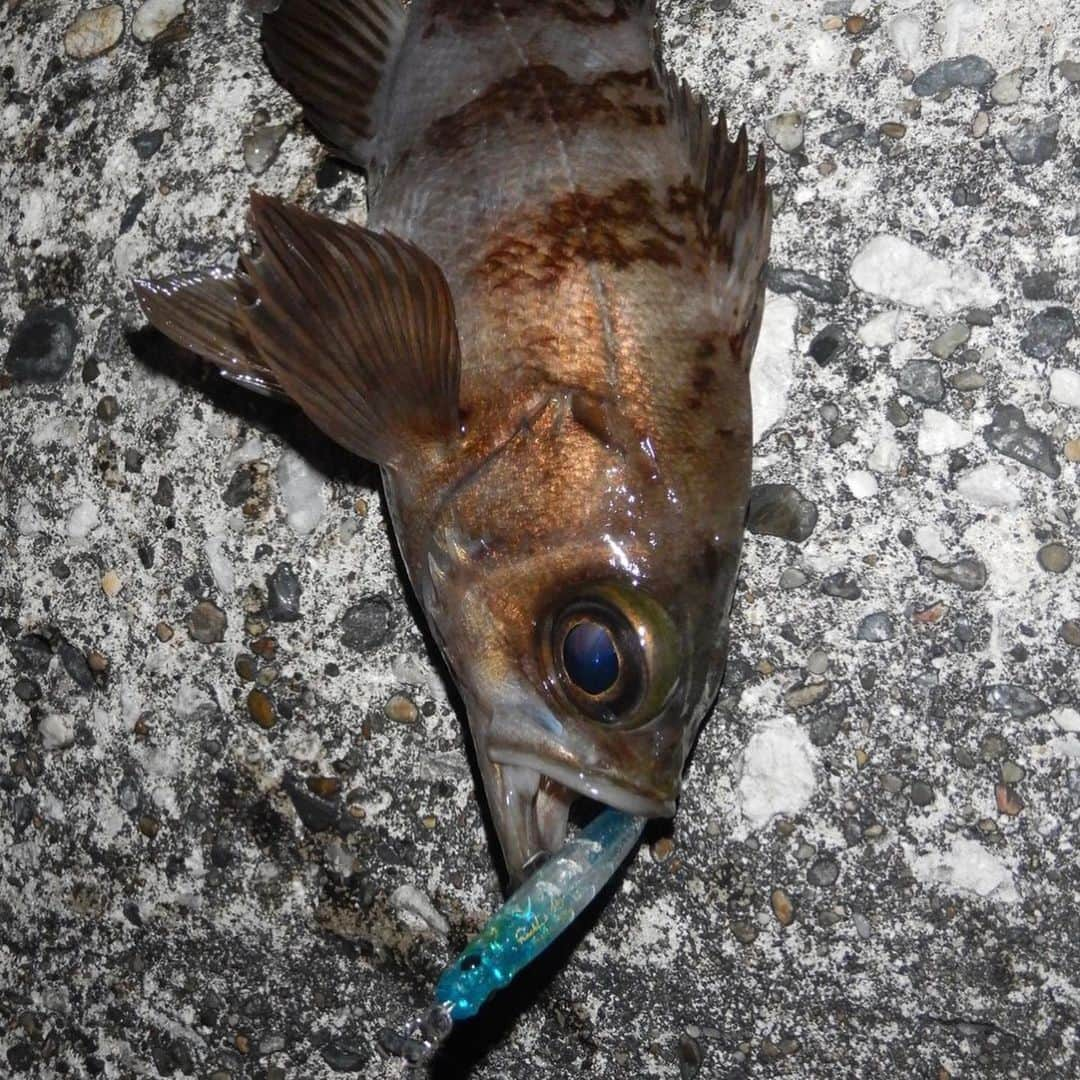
[2,0,1079,1076]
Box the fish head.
[412,393,750,886]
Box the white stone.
[389,884,449,936]
[917,409,971,456]
[850,235,1000,316]
[846,470,879,499]
[16,499,45,537]
[737,717,817,829]
[764,112,805,154]
[225,436,266,471]
[1053,707,1080,733]
[887,13,922,64]
[915,525,949,560]
[67,499,99,540]
[40,715,75,750]
[868,435,901,474]
[206,535,235,595]
[857,309,901,347]
[938,0,982,57]
[1049,368,1080,408]
[750,294,798,444]
[907,837,1018,904]
[64,5,124,59]
[276,450,327,535]
[956,463,1023,508]
[132,0,184,43]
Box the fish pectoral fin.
[136,193,462,469]
[132,266,289,400]
[657,55,772,363]
[261,0,406,168]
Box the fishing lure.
[391,809,645,1064]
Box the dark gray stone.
[767,266,846,304]
[131,128,165,160]
[920,557,987,591]
[58,639,95,692]
[1001,115,1060,165]
[808,323,845,365]
[1020,306,1075,359]
[857,613,895,642]
[912,55,997,96]
[898,359,945,404]
[5,306,78,383]
[747,484,819,543]
[266,562,302,622]
[1020,271,1058,300]
[807,856,840,887]
[821,571,862,600]
[984,684,1046,719]
[341,596,393,651]
[821,121,865,148]
[983,404,1060,478]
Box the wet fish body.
[136,0,770,884]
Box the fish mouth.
[482,747,674,887]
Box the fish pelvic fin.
[657,56,772,365]
[261,0,407,168]
[132,267,288,400]
[135,193,462,469]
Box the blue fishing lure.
[395,810,644,1062]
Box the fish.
[134,0,771,886]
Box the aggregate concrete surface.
[2,0,1079,1077]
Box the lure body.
[135,0,770,885]
[436,808,645,1020]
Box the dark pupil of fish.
[562,621,619,696]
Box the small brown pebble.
[880,121,907,139]
[247,688,275,729]
[234,1033,250,1055]
[845,14,866,34]
[306,776,341,798]
[818,157,837,177]
[1060,620,1080,648]
[188,599,227,644]
[784,681,830,710]
[913,603,947,625]
[155,621,174,642]
[64,4,124,59]
[354,497,368,516]
[651,836,675,862]
[138,814,161,839]
[96,395,119,423]
[384,692,418,724]
[101,570,122,598]
[775,817,795,837]
[251,635,277,658]
[1037,542,1072,574]
[1064,438,1080,463]
[234,653,258,681]
[422,814,437,830]
[854,748,869,768]
[770,887,795,926]
[821,13,842,30]
[87,650,108,672]
[133,716,150,738]
[995,783,1024,816]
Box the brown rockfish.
[135,0,770,885]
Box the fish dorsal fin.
[135,193,461,469]
[133,266,289,400]
[656,55,772,357]
[261,0,406,167]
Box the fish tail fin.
[260,0,407,168]
[134,193,461,469]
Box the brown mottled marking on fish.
[423,0,631,38]
[426,66,660,153]
[472,178,684,291]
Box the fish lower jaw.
[489,747,675,822]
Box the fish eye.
[562,620,620,695]
[545,585,679,728]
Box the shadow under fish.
[133,0,770,892]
